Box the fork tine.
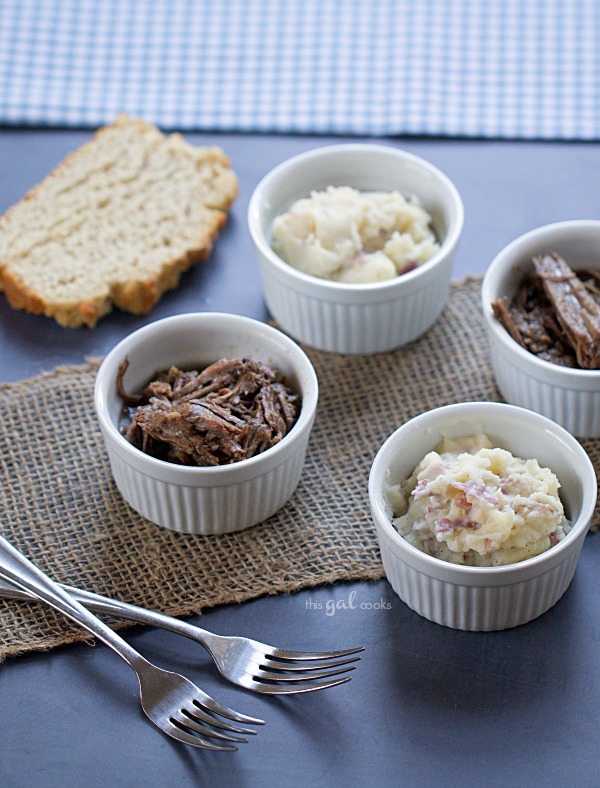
[173,711,247,743]
[188,701,259,735]
[262,655,361,672]
[192,689,265,726]
[162,720,238,751]
[255,665,356,682]
[268,646,365,661]
[250,675,352,695]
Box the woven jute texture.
[1,277,598,662]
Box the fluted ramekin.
[482,220,600,438]
[369,402,597,631]
[94,313,318,535]
[248,144,464,354]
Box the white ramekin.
[248,144,464,354]
[369,402,597,631]
[94,313,319,535]
[482,220,600,438]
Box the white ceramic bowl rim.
[482,219,600,381]
[248,143,465,294]
[94,312,319,480]
[369,402,597,577]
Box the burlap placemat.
[1,277,598,662]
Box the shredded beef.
[533,254,600,369]
[492,255,600,370]
[117,357,300,466]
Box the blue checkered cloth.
[0,0,599,139]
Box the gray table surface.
[1,129,600,788]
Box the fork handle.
[0,572,219,652]
[0,574,214,643]
[0,533,150,669]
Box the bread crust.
[0,115,238,328]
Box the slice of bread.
[0,115,238,327]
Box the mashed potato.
[271,186,439,283]
[387,432,570,566]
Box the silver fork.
[0,533,263,750]
[0,578,365,694]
